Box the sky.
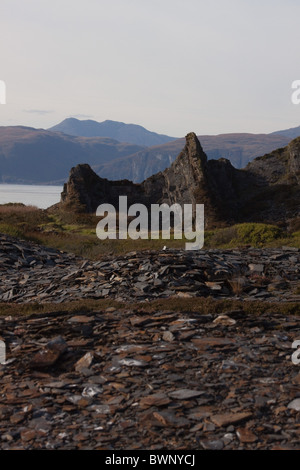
[0,0,300,137]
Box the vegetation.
[0,203,299,260]
[204,223,296,248]
[0,296,299,318]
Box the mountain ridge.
[270,125,300,140]
[0,121,300,185]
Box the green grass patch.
[0,223,26,239]
[0,204,299,258]
[204,223,292,248]
[0,297,299,319]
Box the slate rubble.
[0,234,300,450]
[0,234,299,304]
[1,306,300,449]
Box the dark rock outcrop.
[60,133,222,226]
[59,133,300,228]
[94,132,292,182]
[60,163,146,213]
[60,132,208,209]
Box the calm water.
[0,184,63,209]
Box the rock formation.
[59,132,300,228]
[59,132,209,213]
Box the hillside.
[271,124,300,140]
[0,126,143,184]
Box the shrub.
[0,223,25,239]
[204,223,285,248]
[235,223,284,246]
[208,226,238,246]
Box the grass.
[0,297,299,318]
[204,223,299,249]
[0,204,299,259]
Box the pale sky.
[1,0,300,137]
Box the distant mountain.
[0,126,143,184]
[0,123,298,185]
[270,124,300,140]
[48,118,177,147]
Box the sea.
[0,184,63,209]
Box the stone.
[75,352,94,372]
[168,389,204,400]
[29,349,61,369]
[200,440,224,450]
[21,430,37,442]
[213,315,237,326]
[46,336,68,354]
[68,316,93,324]
[236,428,258,443]
[140,393,171,409]
[118,358,147,368]
[90,405,111,415]
[287,399,300,411]
[211,412,253,428]
[162,331,175,342]
[205,282,223,291]
[191,337,236,350]
[82,386,103,398]
[10,412,26,425]
[248,264,264,273]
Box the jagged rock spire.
[58,133,300,228]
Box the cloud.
[23,109,54,115]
